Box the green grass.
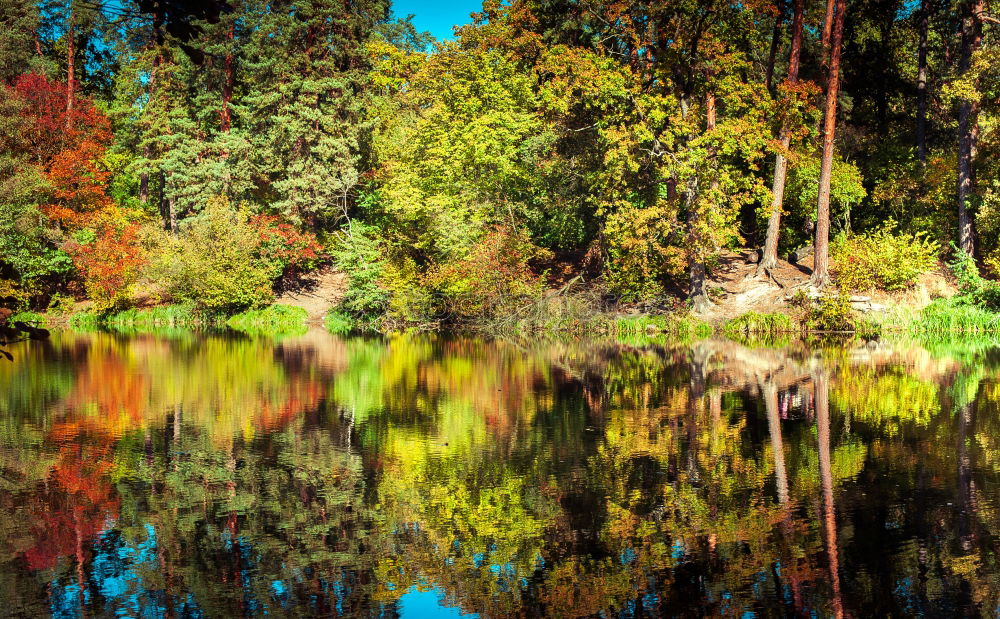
[324,309,354,335]
[909,298,1000,335]
[610,314,713,339]
[68,303,309,336]
[102,304,206,330]
[722,312,794,338]
[8,311,47,326]
[226,305,308,336]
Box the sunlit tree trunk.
[759,0,804,273]
[811,0,847,287]
[957,0,983,256]
[821,0,835,64]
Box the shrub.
[790,290,856,332]
[603,203,685,301]
[250,214,325,275]
[0,278,30,309]
[331,224,391,320]
[154,197,281,312]
[948,244,1000,311]
[324,309,354,334]
[65,216,147,311]
[831,222,938,292]
[425,226,550,323]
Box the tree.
[957,0,985,256]
[759,0,805,274]
[811,0,848,287]
[242,0,390,225]
[0,0,46,82]
[916,0,930,163]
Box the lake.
[1,330,998,617]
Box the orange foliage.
[23,436,120,571]
[65,220,147,309]
[250,214,325,271]
[10,73,114,230]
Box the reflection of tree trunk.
[173,404,181,472]
[688,353,707,482]
[763,380,789,504]
[957,399,976,553]
[709,389,722,455]
[816,373,844,618]
[74,507,86,614]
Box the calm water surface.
[1,330,999,617]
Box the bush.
[324,309,354,334]
[65,214,147,311]
[153,197,281,312]
[948,244,1000,311]
[250,214,325,276]
[790,290,856,332]
[0,278,30,309]
[425,226,550,323]
[331,224,391,320]
[831,222,938,292]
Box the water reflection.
[2,331,1000,616]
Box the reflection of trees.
[6,334,1000,615]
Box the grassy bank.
[67,304,309,337]
[33,292,1000,343]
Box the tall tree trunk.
[65,6,74,125]
[811,0,847,287]
[221,23,234,133]
[143,9,164,208]
[765,0,785,92]
[957,0,983,256]
[689,93,716,312]
[916,0,929,163]
[759,0,804,273]
[821,0,835,65]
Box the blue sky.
[391,1,484,41]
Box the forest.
[1,0,998,332]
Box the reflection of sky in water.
[398,586,477,618]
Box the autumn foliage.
[250,214,325,273]
[11,74,114,228]
[65,219,147,310]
